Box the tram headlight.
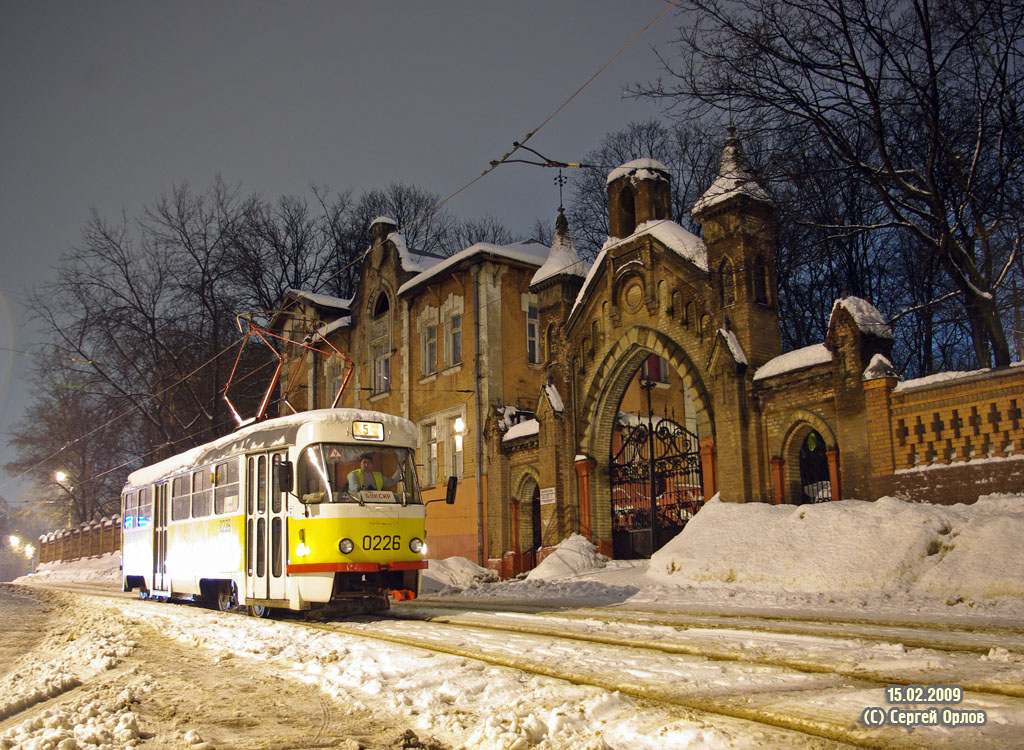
[409,537,425,554]
[295,542,311,557]
[338,538,355,555]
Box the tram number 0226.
[363,534,401,551]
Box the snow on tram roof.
[125,409,416,489]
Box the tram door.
[153,482,169,591]
[246,452,287,602]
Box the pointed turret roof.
[531,208,588,287]
[692,128,772,217]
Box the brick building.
[272,131,1024,575]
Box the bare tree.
[638,0,1024,367]
[4,356,126,526]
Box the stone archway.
[577,326,715,557]
[772,412,840,504]
[511,469,541,570]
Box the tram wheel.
[247,604,269,618]
[215,582,238,612]
[138,587,150,601]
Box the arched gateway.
[519,147,784,559]
[491,136,893,568]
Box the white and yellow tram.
[121,409,453,616]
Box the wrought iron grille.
[610,415,704,558]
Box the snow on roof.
[544,384,565,413]
[570,219,707,320]
[606,158,670,185]
[284,288,351,311]
[386,232,443,275]
[502,418,539,443]
[894,368,990,392]
[316,316,351,338]
[692,133,771,216]
[753,344,833,381]
[126,409,415,488]
[398,240,549,297]
[863,353,898,381]
[718,328,748,366]
[530,211,587,286]
[831,296,894,340]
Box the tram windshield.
[297,443,422,505]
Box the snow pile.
[649,495,1024,603]
[911,496,1024,601]
[0,592,141,748]
[526,534,606,581]
[1,695,143,750]
[422,556,498,592]
[29,551,122,586]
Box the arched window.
[719,257,736,307]
[371,291,392,394]
[753,255,769,304]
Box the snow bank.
[0,591,143,748]
[27,551,123,586]
[422,556,498,593]
[649,495,1024,603]
[526,534,606,581]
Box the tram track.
[380,602,1024,698]
[21,582,1024,748]
[303,600,1024,750]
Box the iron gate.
[610,415,704,558]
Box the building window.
[448,415,465,477]
[527,305,539,364]
[423,422,438,486]
[546,324,557,364]
[719,257,736,307]
[423,324,437,376]
[373,344,390,394]
[447,313,462,366]
[641,354,670,384]
[753,255,769,304]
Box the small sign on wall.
[539,487,556,506]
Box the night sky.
[0,1,681,506]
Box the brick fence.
[865,365,1024,503]
[37,516,121,564]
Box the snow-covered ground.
[5,492,1024,749]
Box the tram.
[121,409,454,616]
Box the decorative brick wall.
[866,367,1024,504]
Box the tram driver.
[347,453,400,493]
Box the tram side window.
[138,487,153,527]
[192,469,212,518]
[123,491,138,530]
[171,475,191,521]
[215,460,240,514]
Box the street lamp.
[54,470,76,526]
